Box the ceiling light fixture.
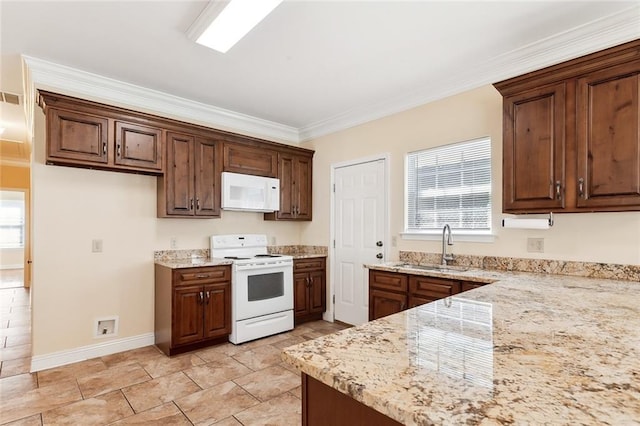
[187,0,283,54]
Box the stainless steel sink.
[399,263,468,273]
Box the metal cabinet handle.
[103,142,107,155]
[309,276,314,285]
[190,198,194,210]
[555,181,562,200]
[117,144,121,157]
[305,276,310,286]
[205,291,210,304]
[196,198,200,210]
[578,178,584,198]
[400,302,405,310]
[198,291,204,304]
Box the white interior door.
[333,159,386,325]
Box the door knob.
[376,253,383,259]
[376,241,383,247]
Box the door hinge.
[333,239,336,248]
[333,294,335,304]
[333,183,335,193]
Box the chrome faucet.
[441,224,454,265]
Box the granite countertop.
[366,261,503,284]
[288,253,327,260]
[154,258,233,269]
[281,267,640,425]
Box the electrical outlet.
[527,237,544,253]
[391,236,398,247]
[92,239,103,253]
[170,237,177,249]
[270,236,276,245]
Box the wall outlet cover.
[527,237,544,253]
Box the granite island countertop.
[281,268,640,425]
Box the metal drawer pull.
[196,274,210,278]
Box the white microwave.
[221,172,280,212]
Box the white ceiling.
[1,1,639,143]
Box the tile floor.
[0,272,348,425]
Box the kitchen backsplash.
[267,245,328,255]
[154,245,328,262]
[399,251,640,282]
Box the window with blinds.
[405,137,491,233]
[0,200,25,248]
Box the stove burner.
[224,256,251,260]
[254,254,282,258]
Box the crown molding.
[298,5,640,142]
[21,56,300,143]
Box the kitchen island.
[281,268,640,425]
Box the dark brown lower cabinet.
[293,257,326,325]
[369,269,487,320]
[155,264,231,356]
[302,373,402,426]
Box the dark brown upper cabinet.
[264,151,313,221]
[39,91,164,175]
[157,132,222,218]
[222,141,278,177]
[495,39,640,213]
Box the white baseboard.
[0,264,23,270]
[30,332,155,372]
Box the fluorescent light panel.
[194,0,283,53]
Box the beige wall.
[300,85,640,266]
[30,110,301,356]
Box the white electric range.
[210,234,293,344]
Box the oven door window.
[247,272,284,301]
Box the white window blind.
[0,200,25,248]
[406,137,491,233]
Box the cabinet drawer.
[461,281,485,292]
[294,258,326,272]
[409,276,460,299]
[175,266,230,284]
[369,270,407,293]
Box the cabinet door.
[277,153,296,219]
[203,283,231,339]
[503,83,566,212]
[408,295,432,308]
[165,133,195,216]
[173,285,204,346]
[48,108,109,164]
[308,270,326,314]
[194,137,222,217]
[369,289,406,321]
[223,142,277,177]
[114,121,163,172]
[294,155,313,220]
[294,272,310,316]
[577,64,640,208]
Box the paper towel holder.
[501,212,554,228]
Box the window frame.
[402,137,494,242]
[0,199,26,249]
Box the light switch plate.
[92,239,103,253]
